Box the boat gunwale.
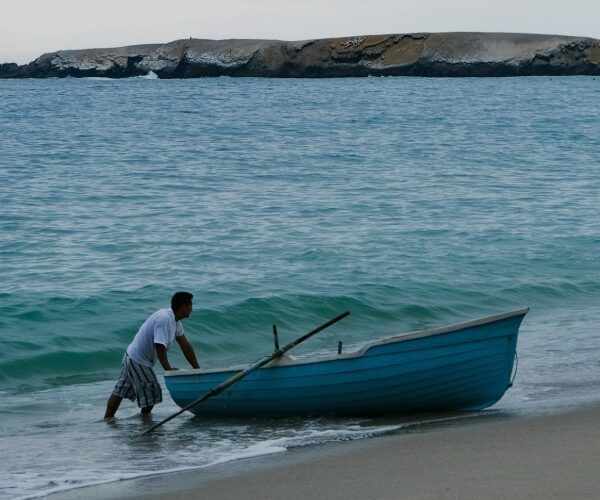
[168,351,511,396]
[165,307,529,378]
[167,340,512,388]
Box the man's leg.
[141,405,154,414]
[107,354,136,419]
[104,394,123,419]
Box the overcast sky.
[2,0,599,64]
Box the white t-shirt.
[126,308,184,367]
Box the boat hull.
[165,309,528,417]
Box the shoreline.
[53,402,600,499]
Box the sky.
[2,0,599,64]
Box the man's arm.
[155,343,175,371]
[175,335,200,369]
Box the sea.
[0,75,599,499]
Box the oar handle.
[279,311,350,354]
[142,311,350,435]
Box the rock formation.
[2,33,599,78]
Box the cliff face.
[1,44,162,78]
[2,33,600,78]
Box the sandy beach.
[55,403,600,500]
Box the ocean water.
[0,76,599,499]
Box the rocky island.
[1,32,599,78]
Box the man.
[104,291,200,419]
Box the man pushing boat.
[104,291,200,419]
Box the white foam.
[138,71,158,79]
[18,446,286,500]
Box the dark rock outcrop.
[2,33,599,78]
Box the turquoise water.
[0,76,599,498]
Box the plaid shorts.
[112,354,163,408]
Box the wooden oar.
[142,310,350,435]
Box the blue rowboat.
[165,308,528,417]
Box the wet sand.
[56,403,600,499]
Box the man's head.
[171,291,193,320]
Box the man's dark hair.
[171,291,193,311]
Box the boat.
[165,308,529,417]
